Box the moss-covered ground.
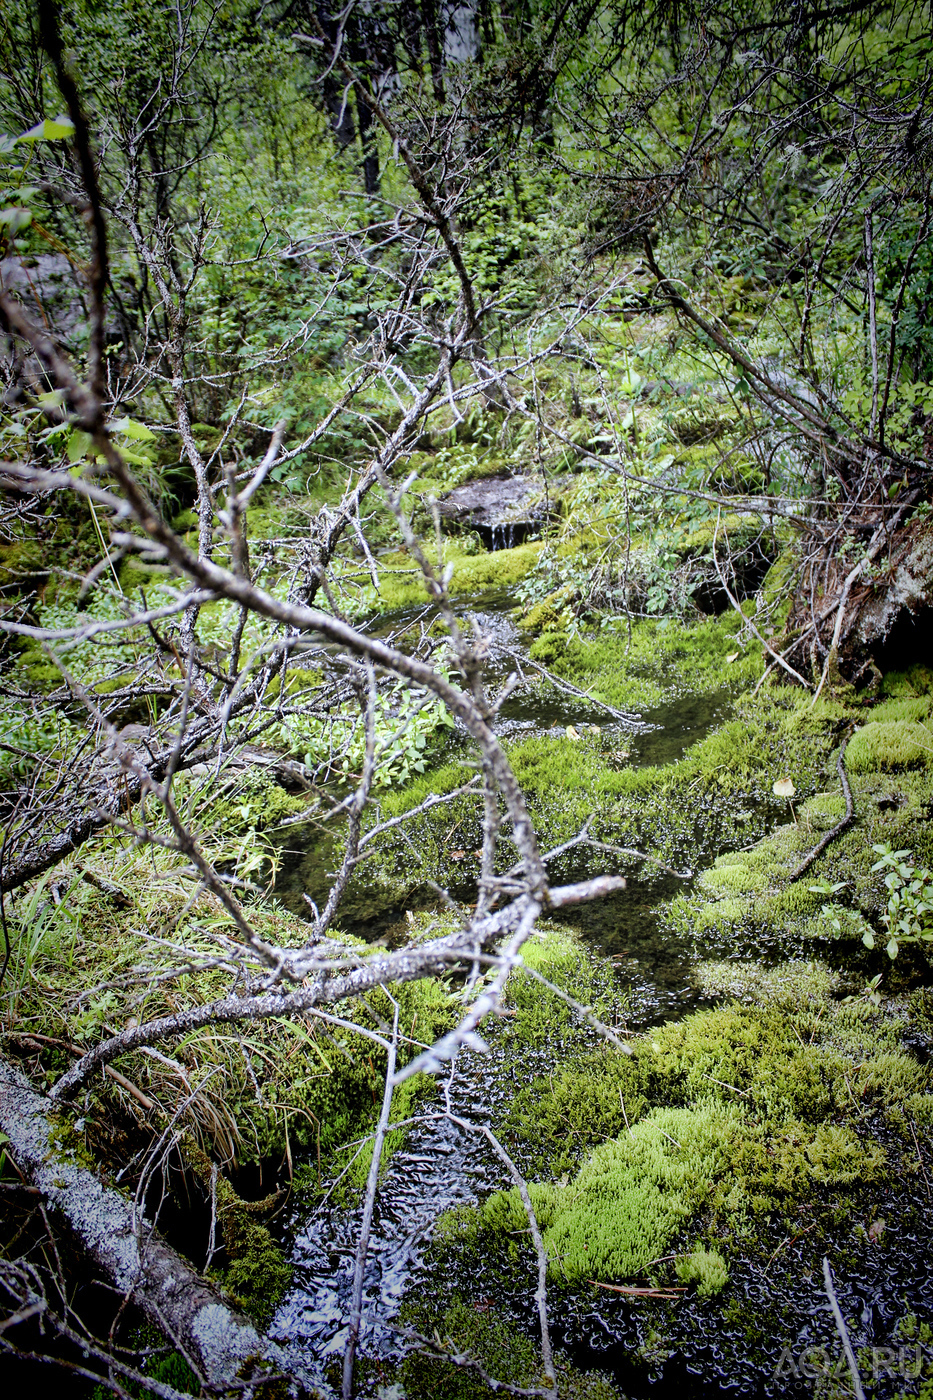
[393,659,933,1396]
[5,348,933,1396]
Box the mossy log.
[0,1055,299,1393]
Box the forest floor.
[3,324,933,1399]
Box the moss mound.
[676,1243,729,1297]
[847,719,933,773]
[480,1100,741,1283]
[370,539,544,609]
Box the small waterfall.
[488,521,518,551]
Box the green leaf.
[0,206,32,234]
[66,429,93,463]
[886,937,899,959]
[19,115,75,142]
[862,931,875,949]
[109,416,156,441]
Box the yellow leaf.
[20,115,75,141]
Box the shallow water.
[272,1061,506,1392]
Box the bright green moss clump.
[676,1244,729,1297]
[847,720,933,773]
[479,1101,741,1283]
[880,664,933,698]
[370,539,544,608]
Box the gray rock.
[436,473,556,549]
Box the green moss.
[724,1118,883,1207]
[867,695,933,725]
[847,720,933,773]
[0,539,44,587]
[11,835,460,1186]
[676,1243,729,1297]
[365,686,860,896]
[527,612,761,711]
[693,959,841,1007]
[187,769,311,836]
[371,540,544,608]
[668,754,933,946]
[399,1298,621,1400]
[760,548,797,620]
[17,648,63,688]
[185,1145,291,1326]
[348,1072,436,1185]
[91,1329,200,1400]
[480,1100,741,1282]
[700,862,768,896]
[518,582,576,634]
[879,665,933,698]
[804,1122,882,1184]
[498,974,928,1222]
[798,789,847,827]
[264,666,323,699]
[503,924,627,1045]
[118,558,173,595]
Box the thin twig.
[822,1257,866,1400]
[788,729,855,881]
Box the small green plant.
[850,973,885,1008]
[865,844,933,959]
[807,878,848,936]
[271,674,456,789]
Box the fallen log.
[0,1055,303,1394]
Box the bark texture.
[0,1055,292,1394]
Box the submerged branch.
[788,730,856,882]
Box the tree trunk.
[0,1056,296,1393]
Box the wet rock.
[437,473,552,550]
[1,255,135,397]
